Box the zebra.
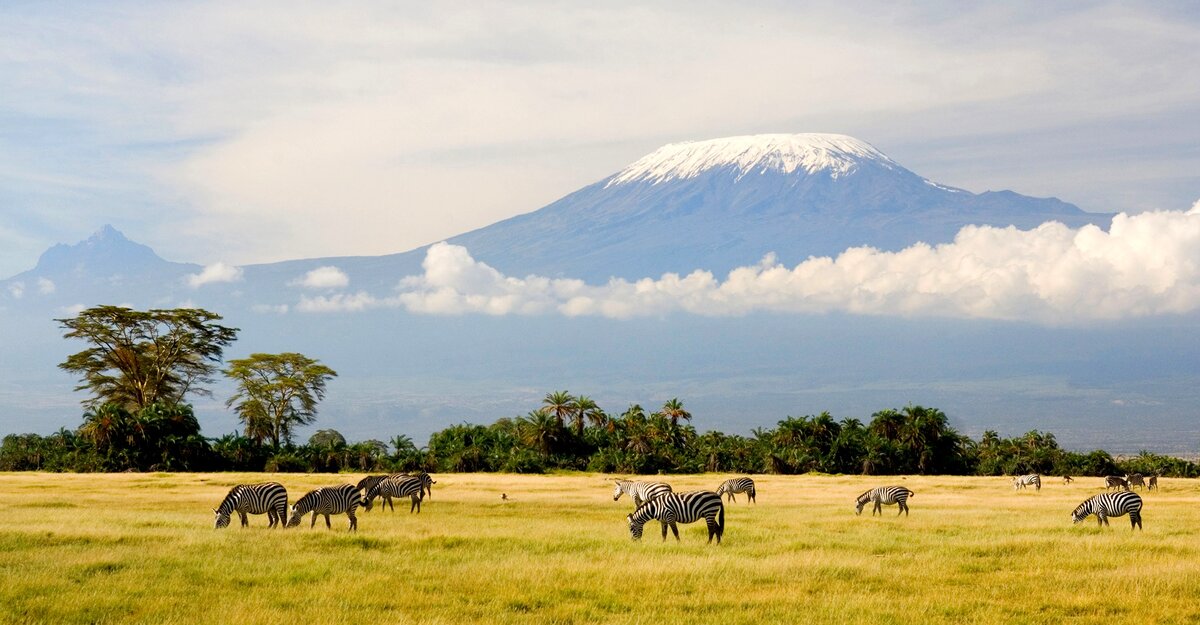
[716,477,756,504]
[1125,473,1146,490]
[357,472,436,500]
[1062,475,1074,485]
[213,482,288,529]
[287,484,362,531]
[1147,475,1159,490]
[1011,474,1042,491]
[612,480,673,507]
[1071,491,1143,530]
[1104,476,1130,491]
[363,475,425,514]
[627,491,724,544]
[855,486,914,517]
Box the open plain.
[1,472,1197,625]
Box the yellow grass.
[1,472,1197,625]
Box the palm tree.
[657,398,692,428]
[573,395,603,437]
[540,391,578,429]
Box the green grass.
[0,472,1197,624]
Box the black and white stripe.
[1125,473,1146,489]
[1011,474,1042,491]
[213,482,288,529]
[364,475,425,513]
[627,491,724,544]
[1105,476,1130,491]
[855,486,914,516]
[716,477,757,503]
[287,484,362,531]
[612,480,673,507]
[358,472,437,500]
[1072,491,1143,530]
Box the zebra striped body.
[716,477,756,503]
[287,484,362,531]
[627,491,724,544]
[213,482,288,529]
[364,476,425,513]
[1105,476,1130,491]
[1147,475,1158,490]
[612,480,673,507]
[1072,492,1143,530]
[1125,474,1145,489]
[855,486,914,516]
[358,472,436,501]
[1012,474,1042,491]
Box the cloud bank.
[293,206,1200,325]
[293,266,350,289]
[187,262,243,287]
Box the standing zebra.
[1125,474,1146,490]
[1011,474,1042,491]
[612,480,673,507]
[1147,475,1159,490]
[213,482,288,529]
[1104,476,1130,491]
[716,477,757,504]
[358,472,436,500]
[287,484,362,531]
[1071,491,1143,530]
[627,491,724,544]
[855,486,914,516]
[363,476,425,513]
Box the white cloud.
[36,277,55,294]
[57,303,86,316]
[252,303,290,314]
[358,207,1200,324]
[292,266,350,289]
[7,282,24,299]
[187,262,243,287]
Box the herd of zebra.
[212,471,1155,539]
[212,472,436,532]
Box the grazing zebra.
[612,480,673,507]
[1072,491,1143,530]
[627,491,724,544]
[1125,473,1146,490]
[287,484,362,531]
[363,476,425,514]
[1105,476,1130,491]
[716,477,757,504]
[1147,475,1159,490]
[855,486,914,517]
[1011,474,1042,491]
[213,482,288,529]
[1062,475,1074,485]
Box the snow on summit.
[606,133,897,187]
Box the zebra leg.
[873,501,882,516]
[660,522,669,542]
[669,523,680,542]
[310,512,318,529]
[706,518,718,543]
[1131,513,1142,530]
[267,510,277,528]
[411,495,420,514]
[238,511,249,528]
[749,490,756,504]
[898,501,907,516]
[348,511,357,532]
[386,495,394,512]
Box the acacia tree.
[57,306,238,410]
[223,353,337,449]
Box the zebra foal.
[627,491,725,544]
[612,480,672,507]
[213,482,288,529]
[855,486,914,517]
[287,484,362,531]
[1012,474,1041,491]
[1072,492,1143,530]
[716,477,756,503]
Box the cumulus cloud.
[187,262,244,287]
[252,303,289,314]
[293,266,350,289]
[299,207,1200,325]
[7,282,24,299]
[36,278,55,294]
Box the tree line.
[0,306,1196,477]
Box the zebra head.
[286,504,303,528]
[1011,477,1021,490]
[715,482,728,496]
[1071,502,1090,524]
[612,481,627,502]
[213,508,231,529]
[854,491,871,515]
[627,513,645,541]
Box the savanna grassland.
[0,472,1197,625]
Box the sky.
[1,2,1199,278]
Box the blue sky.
[1,2,1198,277]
